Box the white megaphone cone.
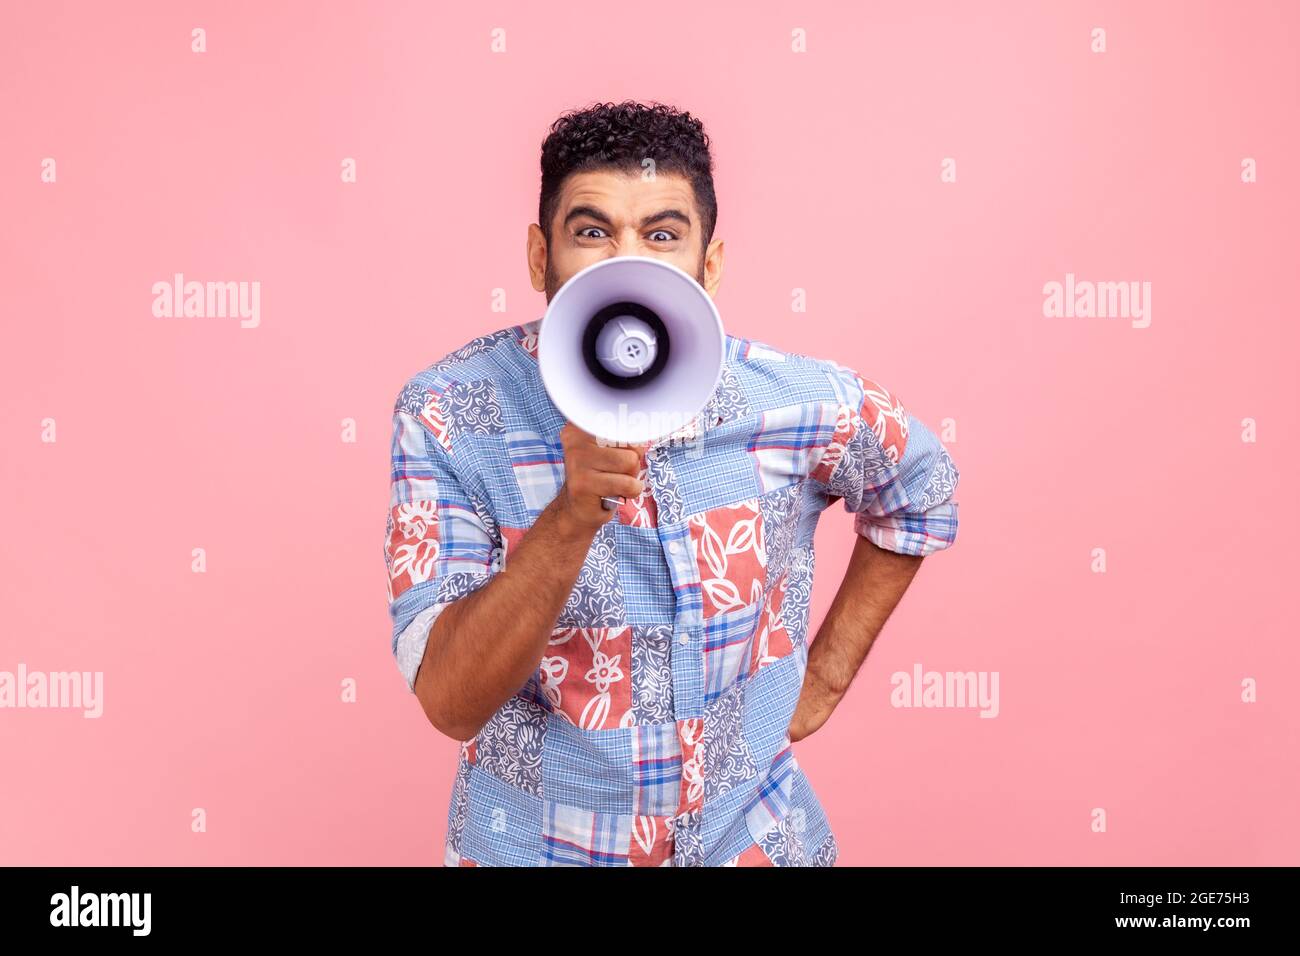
[538,256,725,509]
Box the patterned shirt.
[384,317,960,866]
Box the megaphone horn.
[537,256,725,507]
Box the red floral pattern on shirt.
[386,500,439,600]
[688,499,766,617]
[539,626,634,730]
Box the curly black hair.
[538,100,717,251]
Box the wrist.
[804,651,853,699]
[545,494,599,547]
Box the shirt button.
[668,541,681,556]
[678,631,689,645]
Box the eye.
[578,226,608,239]
[648,230,677,242]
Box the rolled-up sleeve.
[814,369,960,557]
[384,388,500,692]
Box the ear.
[701,237,724,298]
[526,222,548,292]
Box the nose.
[604,239,641,259]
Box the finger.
[582,444,644,474]
[593,434,650,453]
[590,473,644,500]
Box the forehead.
[552,168,697,222]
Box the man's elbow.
[429,709,480,743]
[414,671,480,742]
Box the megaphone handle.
[601,496,623,511]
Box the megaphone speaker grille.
[581,302,671,390]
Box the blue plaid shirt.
[385,318,960,866]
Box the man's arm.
[789,539,922,742]
[414,494,593,739]
[789,371,960,742]
[413,425,644,741]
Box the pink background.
[2,0,1297,865]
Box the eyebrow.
[564,205,692,231]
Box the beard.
[544,253,707,302]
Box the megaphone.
[538,255,725,449]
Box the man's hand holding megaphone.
[554,423,649,532]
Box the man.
[384,101,960,866]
